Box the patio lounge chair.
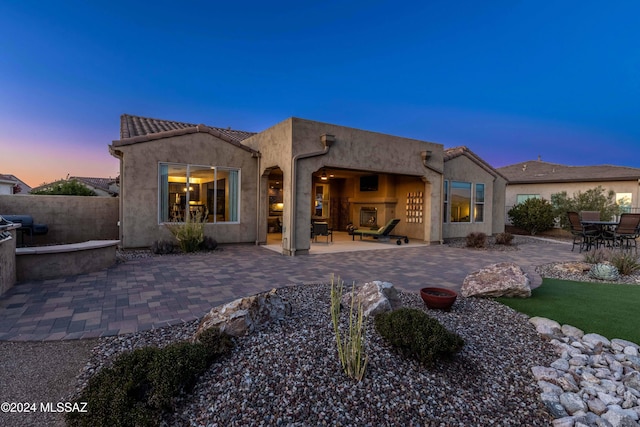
[351,218,409,245]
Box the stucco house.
[497,160,640,216]
[109,114,506,255]
[0,174,30,195]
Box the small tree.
[551,186,620,230]
[507,197,555,235]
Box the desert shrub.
[374,308,464,367]
[66,346,160,427]
[165,211,206,253]
[194,326,234,356]
[330,275,368,381]
[465,232,487,248]
[146,342,211,410]
[494,232,513,245]
[200,236,218,251]
[66,331,233,427]
[151,240,177,255]
[583,248,611,264]
[608,250,640,276]
[508,197,556,235]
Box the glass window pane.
[189,165,215,222]
[159,163,169,222]
[214,168,240,222]
[516,194,540,204]
[475,184,484,203]
[451,181,471,222]
[163,164,189,222]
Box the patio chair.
[567,211,598,252]
[312,221,332,243]
[351,218,409,245]
[611,213,640,253]
[580,211,600,221]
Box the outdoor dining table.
[580,220,619,248]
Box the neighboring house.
[0,174,31,194]
[31,176,119,197]
[497,160,640,217]
[109,114,506,254]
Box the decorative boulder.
[341,281,402,317]
[461,262,531,298]
[194,288,291,338]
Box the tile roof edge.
[444,146,508,181]
[113,124,259,154]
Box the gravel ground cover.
[70,285,555,426]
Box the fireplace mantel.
[348,197,398,204]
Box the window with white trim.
[616,193,632,213]
[159,163,240,223]
[516,194,541,204]
[474,183,485,222]
[443,180,485,223]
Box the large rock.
[461,262,531,298]
[340,281,401,317]
[195,288,291,337]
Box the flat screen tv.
[360,175,378,192]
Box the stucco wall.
[442,155,503,239]
[249,118,444,254]
[113,132,259,248]
[0,194,118,244]
[505,180,640,220]
[0,227,17,295]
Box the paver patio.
[0,237,582,341]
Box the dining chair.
[567,211,598,252]
[579,211,600,221]
[612,213,640,253]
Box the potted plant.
[420,287,457,310]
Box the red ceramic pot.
[420,287,457,310]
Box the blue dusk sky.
[1,1,639,187]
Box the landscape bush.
[494,232,513,245]
[66,328,233,427]
[151,240,178,255]
[465,232,487,248]
[374,308,464,367]
[608,250,640,276]
[200,235,218,251]
[507,197,556,235]
[583,248,610,264]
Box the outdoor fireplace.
[360,207,378,228]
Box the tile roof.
[118,114,256,145]
[497,160,640,184]
[443,146,507,180]
[72,176,118,193]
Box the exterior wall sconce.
[320,169,328,181]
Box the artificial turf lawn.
[496,278,640,344]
